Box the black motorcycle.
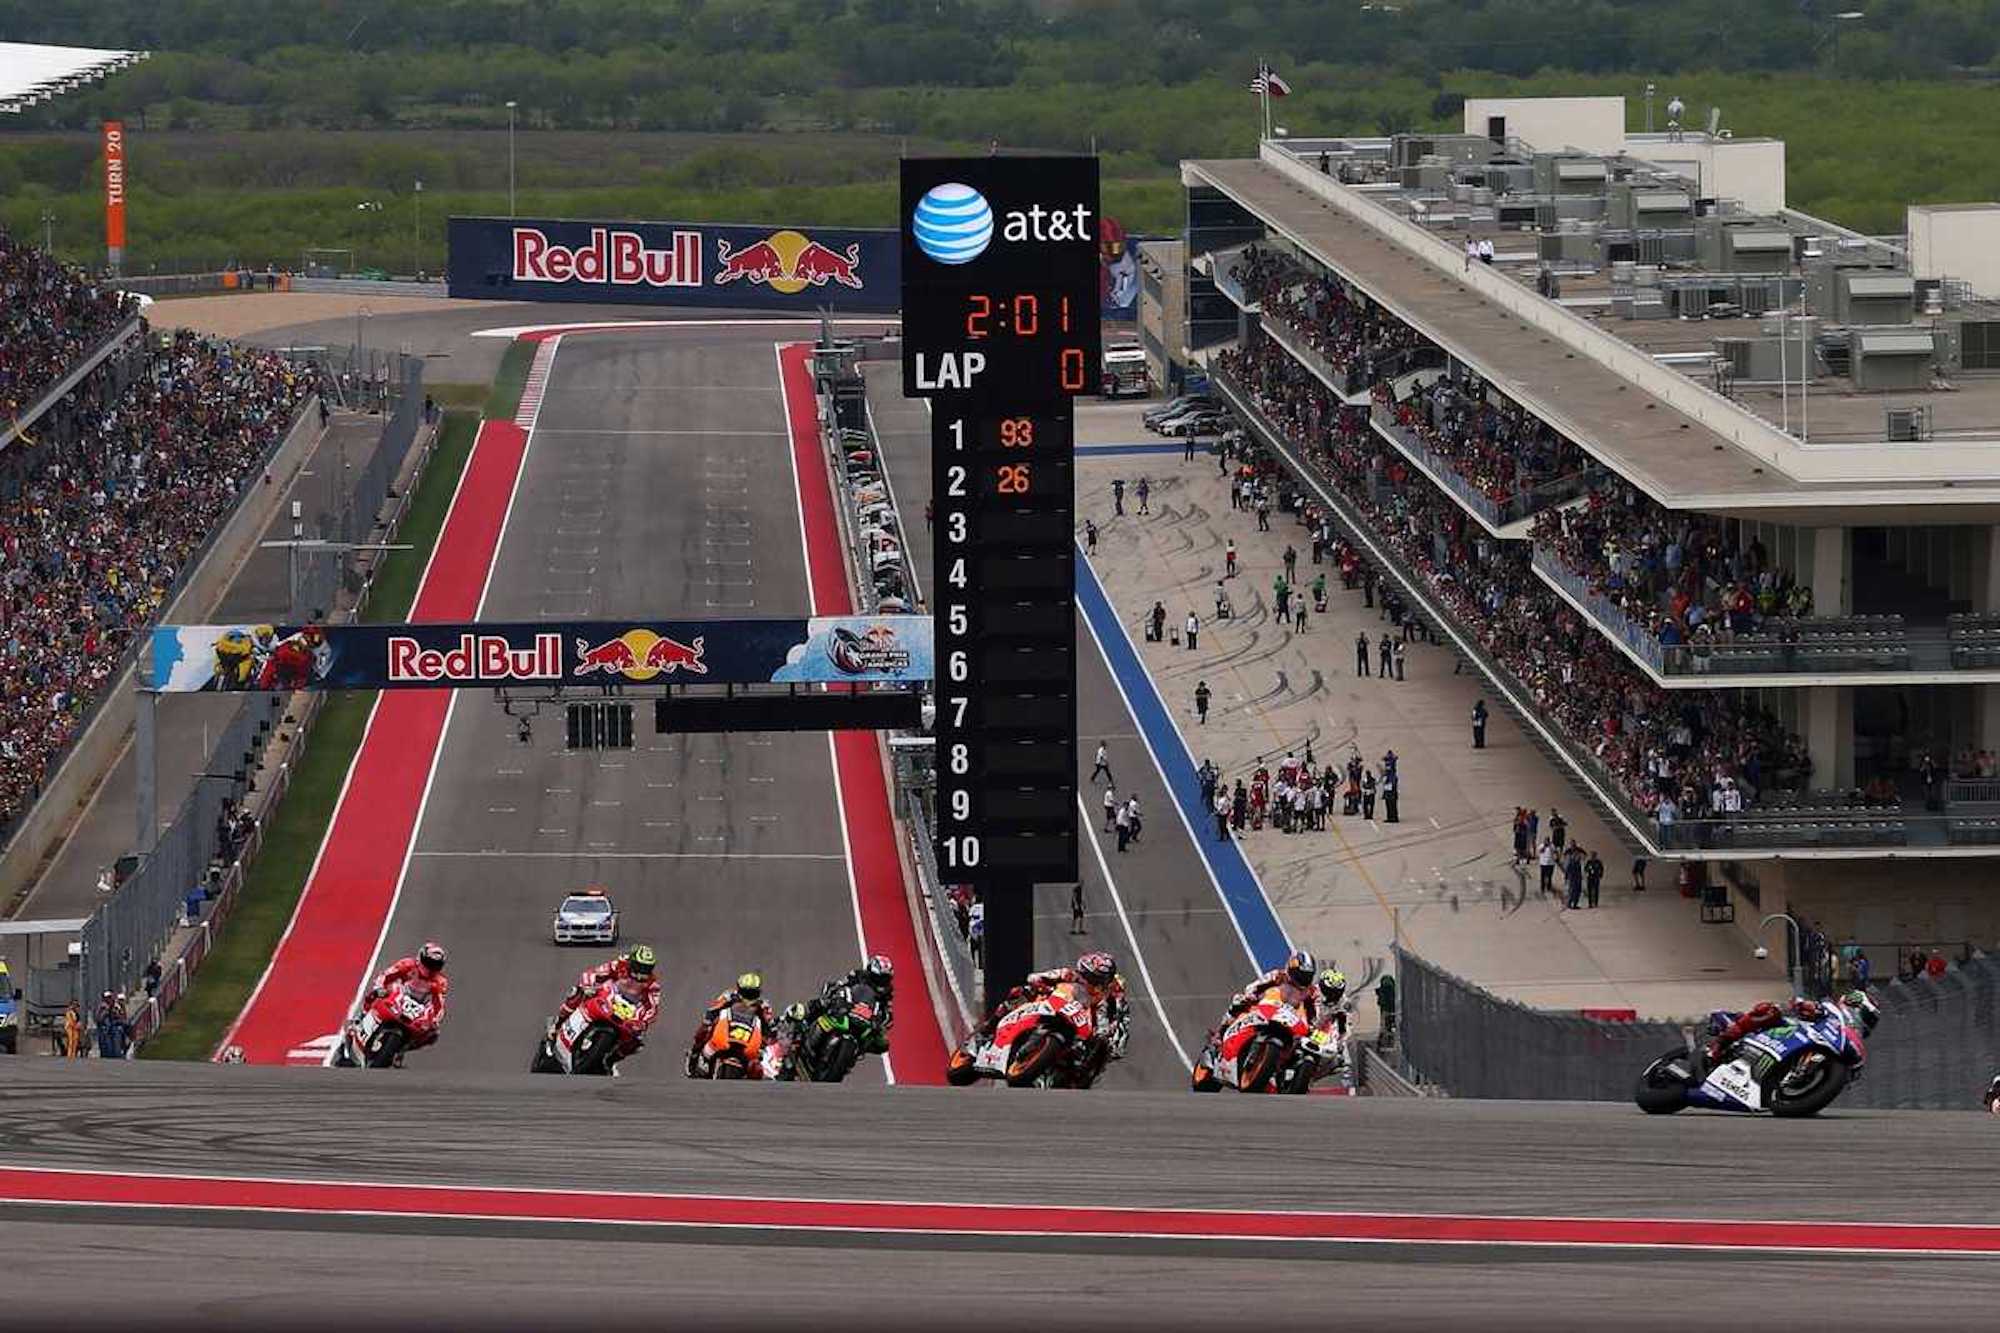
[780,981,889,1083]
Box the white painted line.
[1076,792,1195,1070]
[487,806,518,814]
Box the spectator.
[143,958,163,998]
[0,227,132,423]
[1194,680,1211,725]
[1185,610,1200,651]
[1135,476,1150,515]
[1472,699,1489,749]
[1537,838,1557,896]
[1585,849,1604,908]
[1084,517,1098,553]
[1927,951,1948,979]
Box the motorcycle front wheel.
[811,1034,858,1083]
[572,1026,617,1076]
[1767,1050,1850,1118]
[1236,1037,1280,1093]
[364,1027,407,1070]
[1634,1045,1694,1114]
[1005,1029,1062,1088]
[529,1039,560,1074]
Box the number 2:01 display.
[964,293,1070,339]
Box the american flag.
[1249,66,1291,97]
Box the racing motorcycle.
[332,980,443,1068]
[689,999,769,1079]
[945,981,1130,1089]
[1634,1006,1868,1117]
[532,982,646,1077]
[1191,994,1348,1094]
[778,981,888,1083]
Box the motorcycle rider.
[1704,988,1880,1066]
[786,954,896,1054]
[1985,1073,2000,1115]
[1226,949,1325,1027]
[355,940,449,1050]
[969,950,1128,1049]
[687,971,779,1075]
[553,943,662,1036]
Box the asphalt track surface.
[327,328,901,1080]
[6,1062,2000,1330]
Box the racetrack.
[6,1061,2000,1329]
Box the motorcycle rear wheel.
[1633,1045,1693,1114]
[1767,1050,1850,1118]
[945,1046,980,1086]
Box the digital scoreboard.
[901,156,1099,998]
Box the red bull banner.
[146,616,933,693]
[447,216,899,312]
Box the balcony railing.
[1532,551,1987,678]
[1373,414,1595,530]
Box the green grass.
[141,408,480,1060]
[484,340,535,421]
[424,380,488,409]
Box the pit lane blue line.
[1074,545,1289,969]
[1075,443,1204,457]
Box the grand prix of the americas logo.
[712,229,863,291]
[512,226,702,287]
[573,629,708,681]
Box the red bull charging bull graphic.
[146,618,930,692]
[449,216,898,311]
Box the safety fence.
[79,695,286,1007]
[1394,945,2000,1110]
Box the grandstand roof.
[0,42,148,114]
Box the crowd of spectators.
[1216,334,1812,828]
[0,228,134,423]
[1229,246,1425,391]
[1379,374,1595,518]
[1532,480,1814,654]
[1,327,313,832]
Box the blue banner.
[147,617,933,692]
[447,216,900,312]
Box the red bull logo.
[388,633,563,683]
[573,629,708,681]
[513,227,702,288]
[713,230,863,293]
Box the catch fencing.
[1395,945,2000,1110]
[284,348,426,620]
[80,694,286,1005]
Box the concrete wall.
[0,400,325,911]
[1462,96,1625,155]
[1633,139,1787,214]
[1909,203,2000,301]
[1769,857,2000,962]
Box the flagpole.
[1260,59,1271,143]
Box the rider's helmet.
[302,624,326,647]
[1315,968,1348,1008]
[251,624,276,649]
[1283,949,1318,987]
[627,944,657,978]
[861,953,894,991]
[1839,988,1880,1036]
[1076,951,1118,989]
[735,971,764,1002]
[416,941,447,974]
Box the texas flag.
[1250,65,1292,97]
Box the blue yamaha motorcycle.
[1634,1006,1868,1117]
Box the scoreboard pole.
[900,156,1101,1013]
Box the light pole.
[1643,82,1656,133]
[506,100,518,217]
[40,207,55,254]
[412,179,424,279]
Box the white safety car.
[552,888,620,946]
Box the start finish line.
[144,616,934,693]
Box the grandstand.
[0,41,147,114]
[1171,95,2000,938]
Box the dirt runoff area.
[156,292,505,341]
